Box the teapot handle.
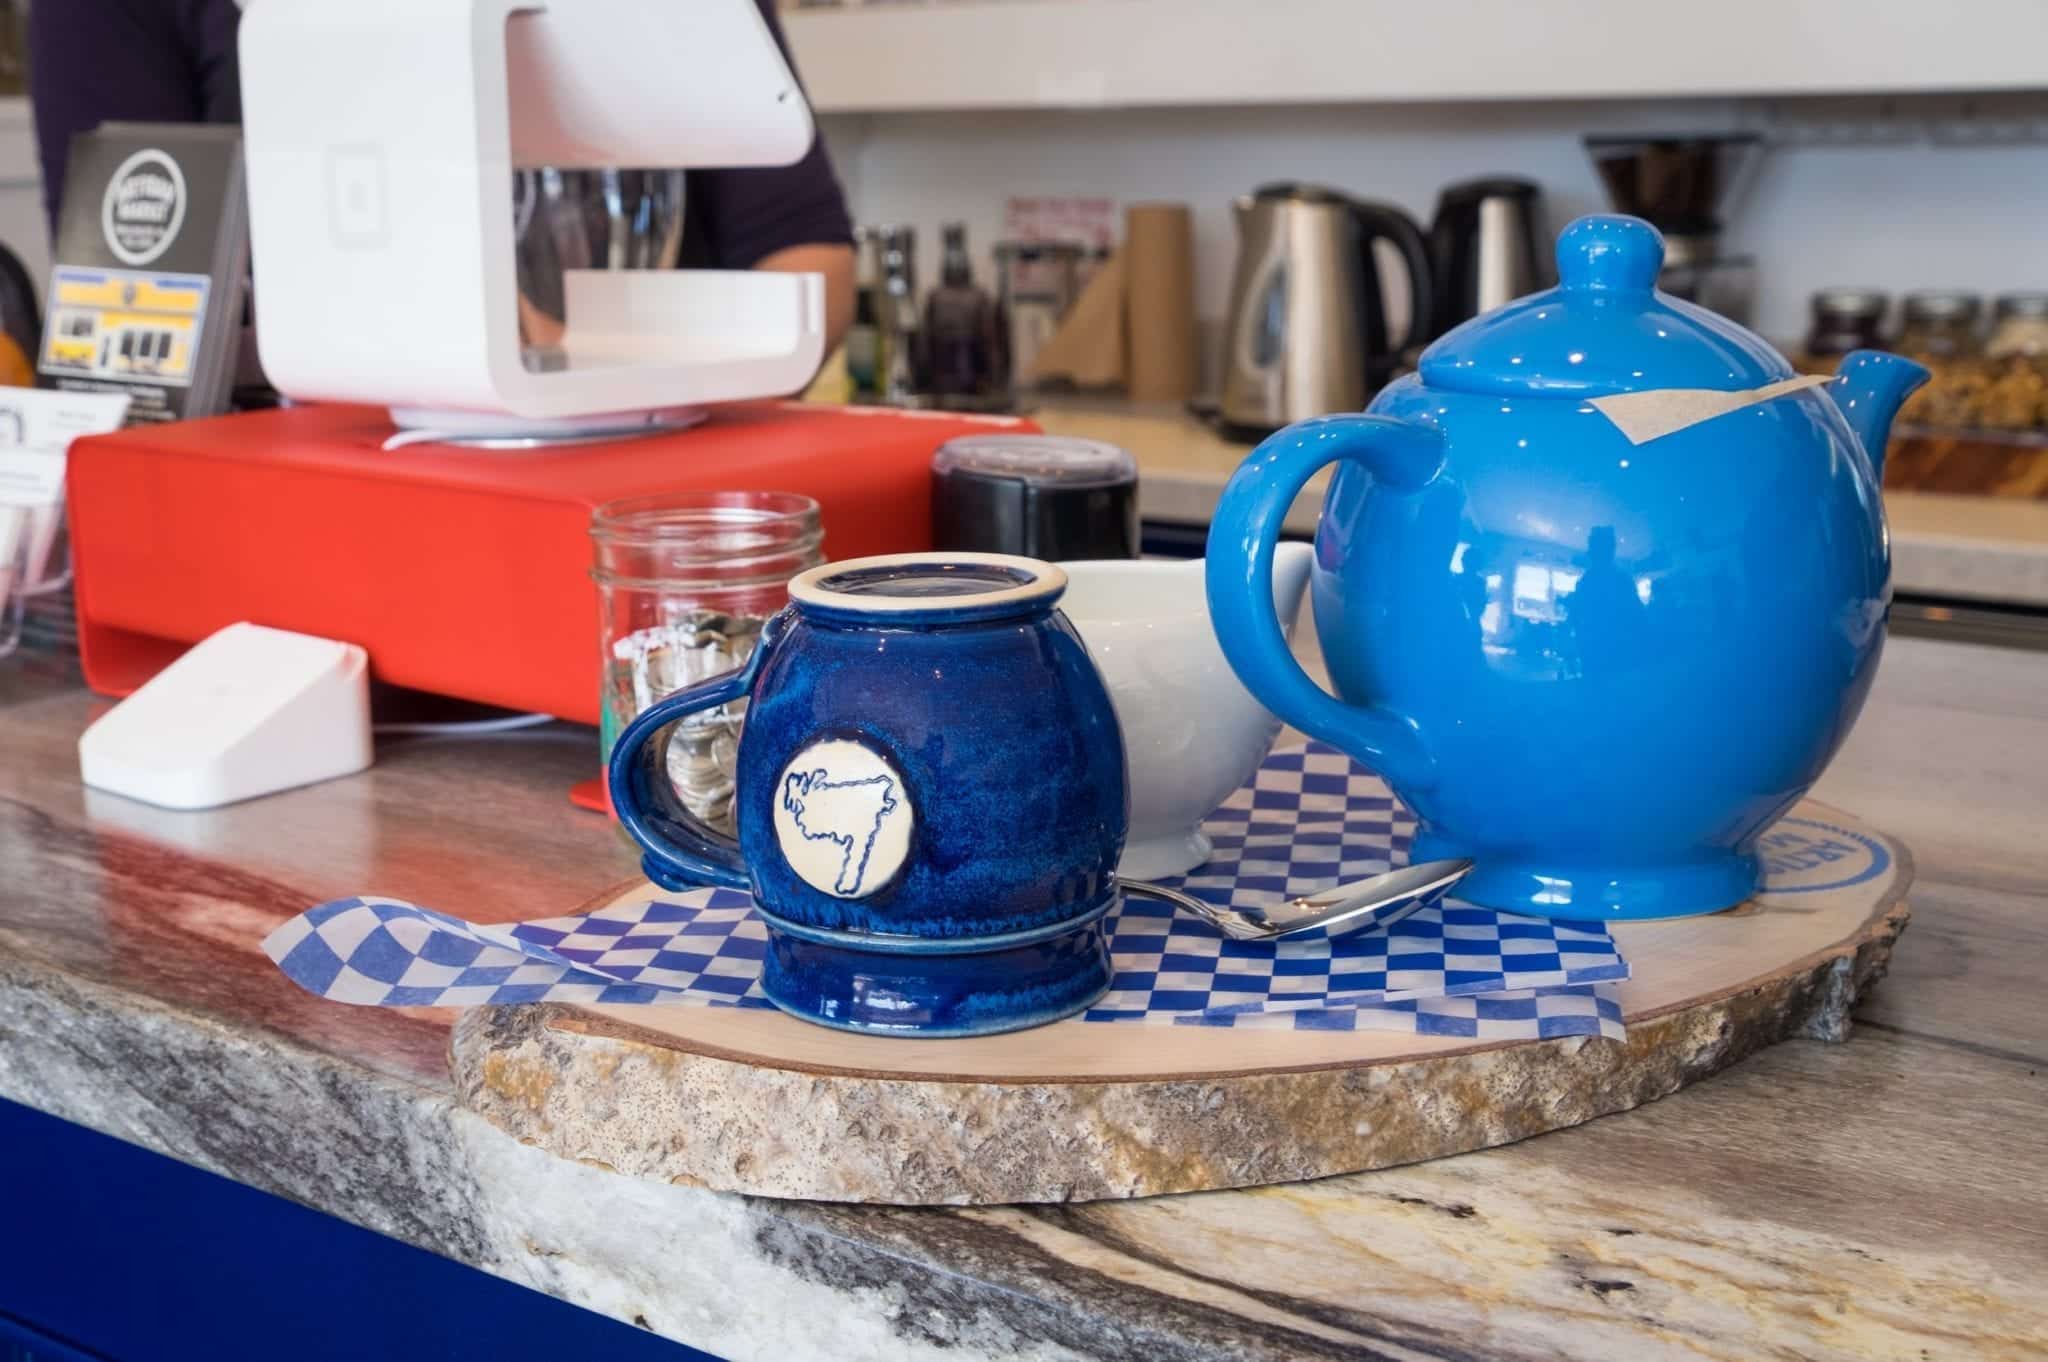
[1204,414,1442,794]
[607,615,782,893]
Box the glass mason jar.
[1896,291,1984,360]
[1986,293,2048,361]
[1894,293,1986,429]
[592,492,824,834]
[1981,294,2048,432]
[1803,288,1889,361]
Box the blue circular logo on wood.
[1757,818,1889,894]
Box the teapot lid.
[1417,214,1792,398]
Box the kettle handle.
[1204,414,1442,794]
[607,616,781,893]
[1351,201,1435,358]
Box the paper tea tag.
[0,388,132,508]
[1589,374,1834,446]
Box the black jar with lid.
[930,435,1139,560]
[1804,288,1889,359]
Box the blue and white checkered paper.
[264,744,1628,1040]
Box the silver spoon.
[1118,858,1474,942]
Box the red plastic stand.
[67,402,1030,724]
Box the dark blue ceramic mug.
[607,552,1128,1037]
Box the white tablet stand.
[239,0,825,439]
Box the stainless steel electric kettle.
[1218,183,1433,438]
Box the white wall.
[823,96,2048,347]
[1,85,2035,351]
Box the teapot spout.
[1832,349,1930,479]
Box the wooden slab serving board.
[450,799,1910,1205]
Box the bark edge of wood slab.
[448,799,1912,1205]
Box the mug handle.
[1204,413,1444,794]
[606,615,782,892]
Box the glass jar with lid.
[591,491,824,832]
[993,242,1084,395]
[1894,292,1986,429]
[1986,293,2048,361]
[930,434,1139,560]
[1980,293,2048,432]
[1803,288,1889,360]
[1895,291,1984,360]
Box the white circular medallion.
[773,739,914,898]
[101,149,189,267]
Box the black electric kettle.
[1218,183,1433,438]
[1428,176,1548,339]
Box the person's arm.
[29,0,243,233]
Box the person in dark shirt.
[28,0,857,351]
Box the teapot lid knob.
[1556,214,1665,294]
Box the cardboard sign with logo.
[37,124,248,425]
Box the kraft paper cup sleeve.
[1025,253,1127,389]
[1124,203,1197,403]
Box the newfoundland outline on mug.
[772,738,915,898]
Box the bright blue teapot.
[1206,214,1927,921]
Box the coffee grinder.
[1584,133,1764,326]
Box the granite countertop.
[1031,398,2048,608]
[2,635,2046,1361]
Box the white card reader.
[79,622,372,810]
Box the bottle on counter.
[844,227,883,401]
[923,223,1004,409]
[876,225,924,405]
